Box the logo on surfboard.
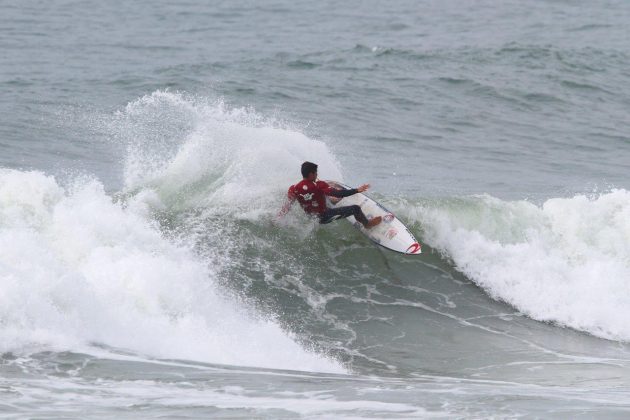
[385,228,398,240]
[405,242,422,254]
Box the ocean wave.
[398,191,630,342]
[0,168,342,373]
[109,91,630,345]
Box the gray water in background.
[3,0,630,196]
[2,0,630,418]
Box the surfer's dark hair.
[301,161,318,178]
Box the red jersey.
[287,180,335,215]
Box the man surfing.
[279,161,382,228]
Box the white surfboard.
[325,181,422,255]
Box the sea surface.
[2,0,630,418]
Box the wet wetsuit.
[287,180,369,226]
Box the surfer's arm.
[277,190,296,218]
[327,188,358,198]
[326,183,370,198]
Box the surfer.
[279,161,382,228]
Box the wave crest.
[0,168,342,373]
[400,190,630,341]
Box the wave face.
[0,165,341,372]
[401,191,630,341]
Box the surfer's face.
[307,171,317,181]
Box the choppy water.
[2,0,630,418]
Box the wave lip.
[404,190,630,342]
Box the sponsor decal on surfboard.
[406,242,422,254]
[385,228,398,240]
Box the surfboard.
[325,181,422,255]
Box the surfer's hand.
[357,184,370,193]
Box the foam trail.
[402,191,630,342]
[0,168,343,373]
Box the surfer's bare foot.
[365,216,382,229]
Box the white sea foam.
[0,167,342,373]
[404,191,630,341]
[115,90,342,216]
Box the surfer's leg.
[338,205,382,228]
[319,207,346,224]
[320,205,369,226]
[347,205,370,226]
